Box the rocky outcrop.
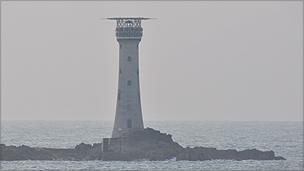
[0,143,102,161]
[176,147,285,161]
[102,128,184,161]
[0,128,286,161]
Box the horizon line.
[1,119,302,122]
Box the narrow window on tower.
[127,119,132,128]
[118,91,120,100]
[127,56,132,62]
[127,80,132,86]
[119,68,122,74]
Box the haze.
[1,1,302,121]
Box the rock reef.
[0,128,285,161]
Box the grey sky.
[1,2,303,121]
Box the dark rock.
[75,143,92,152]
[102,127,183,161]
[86,143,102,160]
[274,156,286,160]
[0,127,286,161]
[0,144,55,161]
[176,147,286,161]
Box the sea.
[0,121,303,170]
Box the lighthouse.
[108,17,150,138]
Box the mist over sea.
[1,121,303,170]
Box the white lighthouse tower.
[108,17,150,138]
